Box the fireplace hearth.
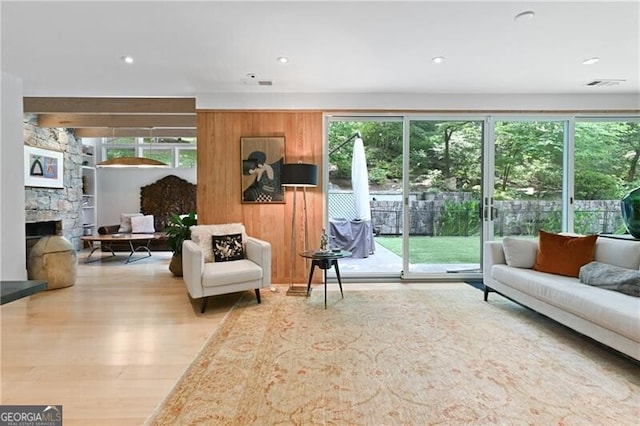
[25,220,62,260]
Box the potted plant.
[164,212,197,276]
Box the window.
[102,136,197,168]
[574,119,640,234]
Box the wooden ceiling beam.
[24,97,195,114]
[73,128,197,138]
[37,114,196,128]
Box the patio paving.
[326,239,480,277]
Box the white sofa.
[182,224,271,313]
[483,236,640,361]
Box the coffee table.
[81,233,165,264]
[299,249,352,308]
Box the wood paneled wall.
[196,111,324,284]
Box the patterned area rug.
[146,285,639,425]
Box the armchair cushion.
[182,225,271,312]
[190,223,247,263]
[212,233,245,262]
[201,259,262,288]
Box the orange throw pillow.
[533,230,598,277]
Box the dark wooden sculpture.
[140,175,197,231]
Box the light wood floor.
[0,251,246,425]
[0,251,444,425]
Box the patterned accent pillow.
[212,234,245,262]
[190,223,246,263]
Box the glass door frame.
[324,113,406,280]
[401,114,489,281]
[487,114,574,235]
[323,112,638,281]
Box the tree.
[575,121,639,198]
[494,121,564,197]
[619,122,640,184]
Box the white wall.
[97,168,196,227]
[196,93,640,111]
[1,72,27,280]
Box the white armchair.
[182,224,271,313]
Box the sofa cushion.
[131,214,155,233]
[502,237,537,268]
[212,233,245,262]
[533,230,598,277]
[594,238,640,270]
[579,261,640,297]
[190,223,247,263]
[118,213,143,233]
[492,264,640,342]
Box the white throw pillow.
[190,223,247,263]
[118,213,143,233]
[502,237,538,269]
[131,215,155,233]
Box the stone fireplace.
[23,114,85,251]
[25,220,62,261]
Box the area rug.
[146,285,640,425]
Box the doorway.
[325,116,486,280]
[402,118,484,279]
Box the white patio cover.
[351,136,371,221]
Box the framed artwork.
[24,145,64,188]
[241,137,285,203]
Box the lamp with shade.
[281,162,318,295]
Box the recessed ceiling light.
[514,10,535,22]
[582,57,600,65]
[121,55,134,64]
[432,56,445,64]
[277,56,289,64]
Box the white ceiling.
[2,0,639,98]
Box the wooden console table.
[81,233,166,264]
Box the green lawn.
[375,236,482,263]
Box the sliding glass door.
[326,117,405,277]
[403,118,484,278]
[574,118,640,235]
[492,119,568,239]
[325,114,639,281]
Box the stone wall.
[365,193,623,236]
[24,114,84,250]
[370,192,477,236]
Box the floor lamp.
[281,163,318,296]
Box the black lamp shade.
[281,163,318,187]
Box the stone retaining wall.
[362,193,623,236]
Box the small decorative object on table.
[320,227,329,252]
[621,186,640,238]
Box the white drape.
[351,137,371,221]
